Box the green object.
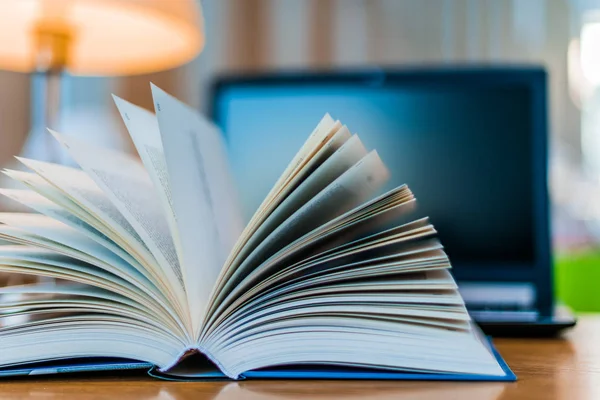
[555,250,600,312]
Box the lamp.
[0,0,204,162]
[0,0,204,286]
[581,18,600,86]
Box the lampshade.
[0,0,204,76]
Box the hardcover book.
[0,84,515,381]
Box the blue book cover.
[0,337,515,382]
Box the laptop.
[209,66,576,336]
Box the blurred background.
[0,0,599,312]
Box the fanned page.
[0,84,511,381]
[151,84,245,338]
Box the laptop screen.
[212,76,538,274]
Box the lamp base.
[0,72,68,288]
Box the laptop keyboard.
[467,304,539,322]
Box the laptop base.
[474,306,577,337]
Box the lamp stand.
[13,20,72,288]
[27,19,71,164]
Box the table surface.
[1,316,598,400]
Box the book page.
[232,133,367,271]
[112,95,181,262]
[221,218,439,315]
[48,131,185,294]
[204,186,414,333]
[242,149,389,272]
[265,186,415,269]
[0,188,143,275]
[0,213,153,293]
[0,244,145,302]
[205,118,345,323]
[261,114,340,209]
[151,84,244,335]
[13,158,183,305]
[3,169,98,224]
[3,169,154,271]
[208,150,390,317]
[0,282,187,339]
[0,316,182,371]
[0,243,187,336]
[252,262,456,308]
[0,258,186,369]
[224,116,342,266]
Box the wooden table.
[1,316,598,400]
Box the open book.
[0,84,514,381]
